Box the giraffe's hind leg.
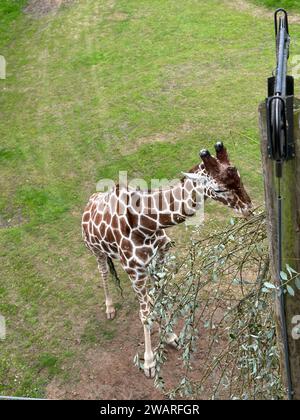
[97,254,116,320]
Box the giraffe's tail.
[107,257,123,297]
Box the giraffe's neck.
[137,172,209,230]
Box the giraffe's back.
[82,191,119,259]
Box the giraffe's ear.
[199,149,219,175]
[214,141,230,165]
[182,172,208,185]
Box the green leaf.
[263,282,276,289]
[295,277,300,290]
[280,271,288,281]
[287,285,295,296]
[286,264,298,275]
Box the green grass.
[81,317,117,344]
[0,0,27,48]
[252,0,300,12]
[1,0,300,398]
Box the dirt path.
[226,0,300,24]
[24,0,73,17]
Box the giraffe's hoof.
[106,308,116,320]
[143,359,156,378]
[168,338,179,350]
[166,333,179,349]
[144,365,156,379]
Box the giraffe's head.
[186,142,252,217]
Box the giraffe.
[82,142,252,378]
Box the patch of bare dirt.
[46,306,225,400]
[107,12,129,22]
[46,311,162,400]
[24,0,73,17]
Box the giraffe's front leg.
[154,235,179,349]
[138,285,155,378]
[125,266,156,378]
[148,296,179,349]
[143,322,156,378]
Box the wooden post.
[259,97,300,399]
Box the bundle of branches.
[141,210,284,400]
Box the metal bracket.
[266,92,294,161]
[266,9,295,176]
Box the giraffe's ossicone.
[82,142,252,378]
